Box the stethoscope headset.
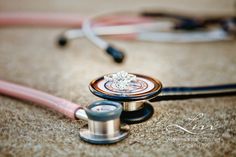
[57,10,236,63]
[1,71,236,144]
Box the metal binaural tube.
[122,101,145,111]
[88,118,120,135]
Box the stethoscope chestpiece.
[79,100,129,144]
[89,71,162,124]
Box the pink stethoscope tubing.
[0,12,152,27]
[0,79,81,119]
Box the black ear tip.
[114,58,123,63]
[57,36,68,47]
[106,45,125,63]
[113,52,125,63]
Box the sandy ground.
[0,0,236,156]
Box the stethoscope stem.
[75,108,88,120]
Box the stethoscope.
[1,71,236,144]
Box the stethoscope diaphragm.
[89,72,162,101]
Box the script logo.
[165,113,214,135]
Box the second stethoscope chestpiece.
[79,100,129,144]
[89,71,162,124]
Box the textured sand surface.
[0,0,236,156]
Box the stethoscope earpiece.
[89,71,162,124]
[79,100,129,144]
